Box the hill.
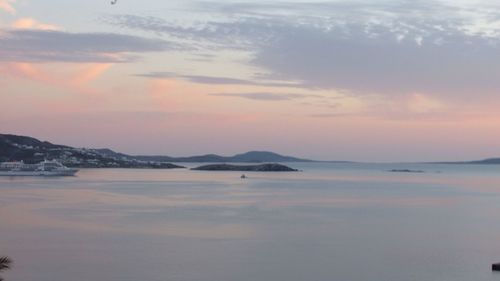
[0,133,312,168]
[0,134,184,169]
[133,151,311,163]
[431,157,500,165]
[458,158,500,164]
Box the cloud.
[71,63,113,86]
[406,93,445,114]
[0,0,15,14]
[107,2,500,99]
[1,62,111,95]
[136,72,304,88]
[106,14,287,49]
[12,18,60,31]
[0,29,174,63]
[210,92,309,101]
[4,62,54,84]
[308,113,351,118]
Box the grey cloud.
[105,14,287,49]
[187,53,217,62]
[194,1,451,19]
[107,1,500,97]
[137,71,255,84]
[299,101,341,109]
[136,72,305,88]
[210,92,309,101]
[252,23,500,96]
[186,75,261,85]
[0,29,173,63]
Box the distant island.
[0,133,311,168]
[102,150,312,163]
[388,169,424,173]
[192,163,299,172]
[435,158,500,165]
[4,133,500,168]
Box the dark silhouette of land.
[4,133,500,167]
[0,134,184,168]
[388,169,424,173]
[192,163,299,172]
[0,133,312,167]
[130,150,311,163]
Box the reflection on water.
[1,163,500,281]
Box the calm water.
[1,163,500,281]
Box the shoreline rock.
[191,163,299,172]
[388,169,424,173]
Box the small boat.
[241,174,247,179]
[0,160,78,176]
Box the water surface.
[1,163,500,281]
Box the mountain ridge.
[0,133,313,166]
[433,158,500,165]
[129,150,312,163]
[4,133,500,165]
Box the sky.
[1,0,500,162]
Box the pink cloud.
[71,63,113,86]
[11,18,60,30]
[0,62,112,96]
[0,0,15,14]
[6,62,54,84]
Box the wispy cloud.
[11,18,60,31]
[0,0,15,14]
[1,62,113,96]
[106,2,500,99]
[0,29,174,63]
[71,63,113,86]
[5,62,54,84]
[136,72,304,88]
[210,92,309,101]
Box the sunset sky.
[1,0,500,161]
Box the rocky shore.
[191,163,299,172]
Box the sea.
[1,162,500,281]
